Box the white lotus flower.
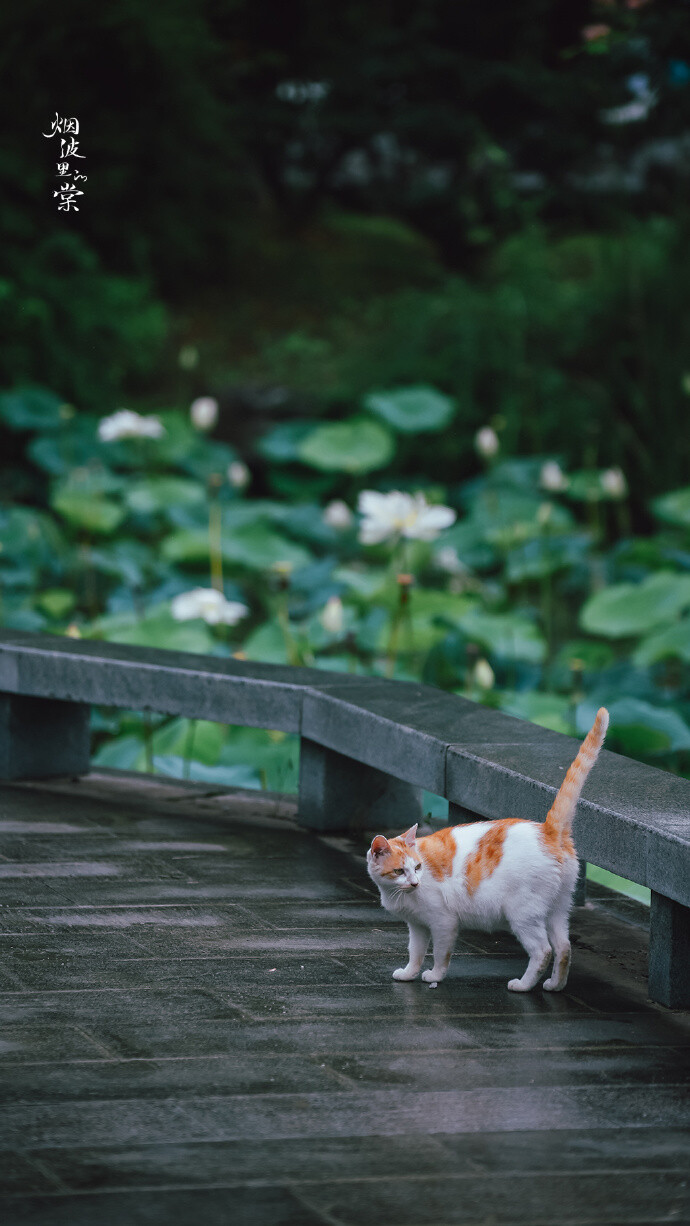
[98,410,166,442]
[540,460,568,492]
[190,397,218,430]
[320,595,344,635]
[171,588,248,626]
[227,460,250,490]
[600,467,627,499]
[323,499,353,530]
[357,490,456,545]
[474,426,499,459]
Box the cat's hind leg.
[393,921,430,981]
[506,917,552,992]
[543,896,575,991]
[543,920,571,991]
[421,920,459,983]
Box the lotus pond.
[1,382,689,898]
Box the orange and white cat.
[367,708,609,992]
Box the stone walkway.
[1,772,689,1225]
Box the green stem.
[209,498,224,594]
[277,597,301,667]
[183,719,196,781]
[385,605,402,679]
[143,712,154,774]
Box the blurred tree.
[213,0,690,263]
[1,0,690,407]
[3,0,690,286]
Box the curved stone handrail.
[1,628,689,1006]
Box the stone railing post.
[649,892,690,1009]
[0,692,90,780]
[298,738,423,833]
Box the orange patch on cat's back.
[417,826,458,881]
[465,819,521,895]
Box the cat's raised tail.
[542,707,609,857]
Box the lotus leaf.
[0,507,67,568]
[90,607,215,653]
[633,618,690,666]
[153,756,261,788]
[580,571,690,638]
[93,734,145,771]
[216,727,299,792]
[37,588,76,620]
[52,491,125,535]
[241,620,290,664]
[497,690,574,735]
[653,486,690,529]
[298,416,394,473]
[565,469,607,502]
[151,718,226,764]
[257,421,315,463]
[126,477,207,517]
[505,533,590,582]
[457,608,547,663]
[364,385,456,433]
[577,697,690,755]
[163,523,311,571]
[470,489,573,544]
[334,566,389,601]
[0,386,65,431]
[89,540,154,588]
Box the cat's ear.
[401,824,418,847]
[370,835,390,857]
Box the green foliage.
[456,609,546,665]
[633,621,690,668]
[297,417,394,474]
[87,607,216,655]
[579,698,690,757]
[4,361,690,789]
[580,572,690,639]
[0,236,169,408]
[0,386,64,431]
[364,386,456,434]
[653,487,690,530]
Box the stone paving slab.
[1,773,689,1226]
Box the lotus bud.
[228,460,250,490]
[190,396,218,431]
[540,461,568,492]
[474,426,499,459]
[600,467,627,499]
[320,595,344,635]
[323,499,353,530]
[473,658,495,690]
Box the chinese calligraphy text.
[43,113,87,213]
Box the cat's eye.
[395,867,404,874]
[415,863,422,871]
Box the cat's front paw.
[542,976,565,992]
[507,977,531,992]
[392,967,419,981]
[421,968,444,983]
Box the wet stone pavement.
[0,771,689,1226]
